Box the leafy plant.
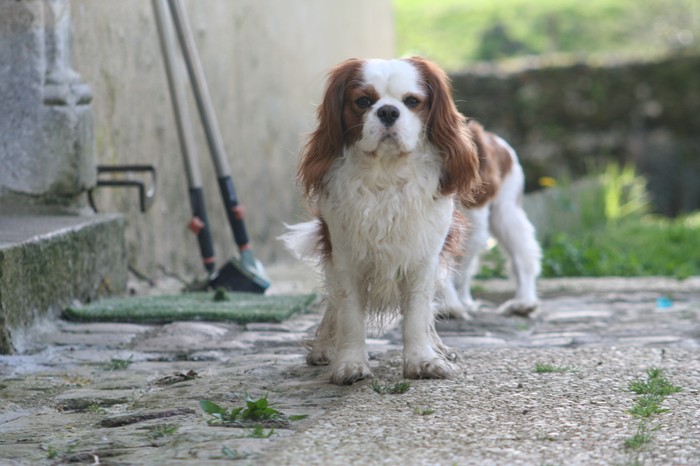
[623,368,681,454]
[628,368,682,397]
[370,380,412,395]
[199,394,306,428]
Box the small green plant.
[213,287,229,302]
[104,355,133,371]
[414,407,435,416]
[534,363,575,373]
[624,422,655,450]
[46,445,59,459]
[623,368,681,455]
[628,395,668,418]
[370,380,412,395]
[246,425,275,438]
[86,403,106,414]
[628,368,682,397]
[199,394,306,427]
[147,424,179,439]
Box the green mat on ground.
[63,292,317,324]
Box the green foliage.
[370,380,412,395]
[534,363,575,373]
[601,163,650,223]
[103,355,133,371]
[147,424,179,439]
[624,368,681,452]
[199,395,307,428]
[628,368,682,397]
[476,245,508,279]
[394,0,700,70]
[542,213,700,278]
[624,422,655,450]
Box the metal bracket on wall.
[88,165,157,213]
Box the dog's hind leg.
[489,153,541,317]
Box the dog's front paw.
[403,356,456,380]
[498,299,539,317]
[329,360,372,385]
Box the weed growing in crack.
[624,422,656,450]
[370,380,411,395]
[623,367,682,464]
[628,368,682,398]
[199,394,306,428]
[86,403,106,414]
[147,424,179,439]
[103,355,133,371]
[414,407,435,416]
[534,363,575,373]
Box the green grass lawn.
[394,0,700,70]
[542,214,700,278]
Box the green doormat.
[63,292,317,325]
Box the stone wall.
[68,0,394,277]
[451,54,700,216]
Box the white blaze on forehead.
[362,59,424,98]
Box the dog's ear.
[406,57,481,206]
[299,59,363,198]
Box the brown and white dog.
[282,57,540,385]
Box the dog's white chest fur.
[319,148,453,309]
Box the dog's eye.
[403,96,420,108]
[356,97,372,108]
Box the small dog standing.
[282,57,540,385]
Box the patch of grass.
[199,394,306,428]
[370,380,412,395]
[534,363,575,373]
[542,213,700,278]
[147,424,179,439]
[103,355,133,371]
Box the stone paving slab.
[0,266,698,465]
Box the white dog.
[282,57,540,385]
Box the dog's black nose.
[377,105,400,127]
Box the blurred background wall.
[70,0,394,279]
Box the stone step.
[0,213,126,354]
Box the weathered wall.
[70,0,394,277]
[451,54,700,216]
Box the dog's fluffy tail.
[279,220,324,266]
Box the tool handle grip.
[218,176,250,249]
[188,187,216,273]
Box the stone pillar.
[0,0,95,212]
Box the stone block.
[0,213,126,354]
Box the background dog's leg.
[489,167,542,317]
[446,206,491,314]
[403,267,456,379]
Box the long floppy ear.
[406,57,480,206]
[298,59,363,199]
